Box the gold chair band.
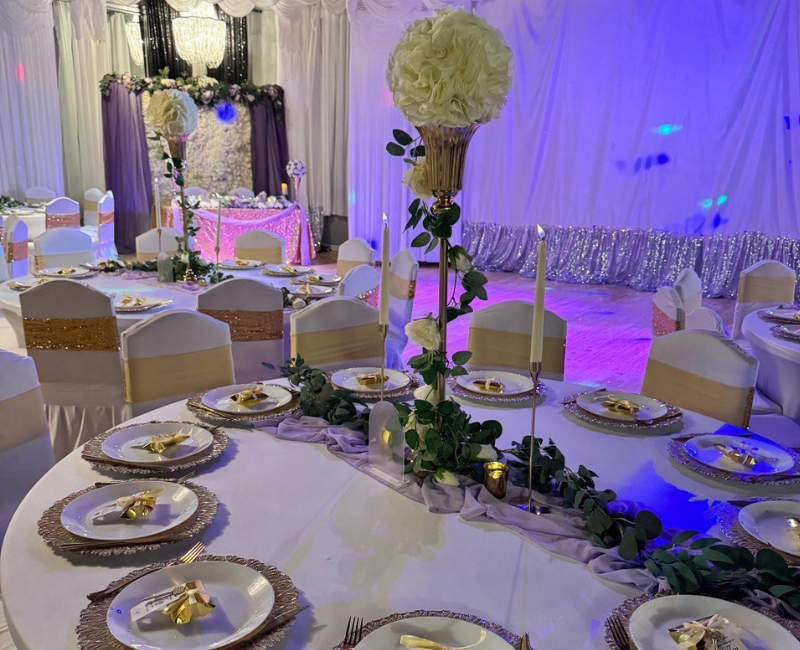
[98,210,114,226]
[291,322,383,366]
[84,200,99,213]
[46,212,80,229]
[388,272,416,300]
[468,327,566,375]
[0,387,50,453]
[136,249,177,262]
[356,286,379,308]
[234,246,283,264]
[7,241,27,262]
[737,275,796,304]
[336,259,371,277]
[23,315,120,351]
[641,357,754,427]
[124,345,234,404]
[199,309,283,342]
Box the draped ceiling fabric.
[0,0,64,199]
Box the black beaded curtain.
[142,0,248,84]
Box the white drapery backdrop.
[348,0,800,261]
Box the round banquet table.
[743,311,800,422]
[1,208,46,239]
[2,378,793,650]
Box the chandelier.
[125,15,144,69]
[172,3,227,74]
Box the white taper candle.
[379,212,390,326]
[530,225,547,363]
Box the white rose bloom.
[434,468,459,486]
[292,298,307,310]
[405,317,440,350]
[387,8,512,127]
[413,385,440,406]
[402,158,433,200]
[147,89,198,137]
[454,249,472,271]
[476,445,497,461]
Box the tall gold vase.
[166,134,191,254]
[417,124,480,401]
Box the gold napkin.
[602,396,640,415]
[279,265,296,273]
[400,632,487,650]
[305,274,322,282]
[93,488,164,523]
[234,259,252,266]
[297,283,314,294]
[131,580,215,626]
[140,432,190,454]
[713,443,757,467]
[669,614,736,650]
[121,295,146,307]
[56,267,76,275]
[231,386,269,407]
[472,377,504,392]
[357,372,388,387]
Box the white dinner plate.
[291,284,334,298]
[201,383,293,415]
[114,296,172,313]
[355,616,515,650]
[300,273,341,286]
[739,501,800,557]
[629,594,800,650]
[261,264,313,277]
[102,423,214,465]
[107,561,275,650]
[36,266,94,278]
[684,434,794,476]
[331,367,411,392]
[456,370,534,396]
[218,259,263,270]
[576,391,668,422]
[60,480,199,541]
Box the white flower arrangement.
[147,89,198,137]
[402,157,432,200]
[285,160,307,178]
[405,316,440,350]
[387,7,512,127]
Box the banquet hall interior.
[4,1,800,649]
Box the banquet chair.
[44,196,81,229]
[336,264,380,307]
[122,310,234,415]
[290,296,383,371]
[3,215,28,278]
[0,350,54,548]
[24,186,56,205]
[184,187,209,198]
[732,260,797,339]
[81,192,117,260]
[135,227,181,262]
[466,300,568,380]
[685,307,729,336]
[234,230,285,264]
[20,279,126,459]
[198,279,284,382]
[336,238,375,277]
[674,268,702,314]
[82,187,105,225]
[641,329,758,428]
[33,228,94,271]
[386,249,419,369]
[652,286,685,337]
[232,187,255,198]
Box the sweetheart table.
[2,378,781,650]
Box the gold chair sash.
[137,249,177,262]
[336,259,371,277]
[45,212,80,229]
[641,358,754,427]
[388,272,416,300]
[199,309,283,342]
[124,345,234,404]
[84,200,99,213]
[7,241,27,262]
[23,315,120,351]
[737,275,796,304]
[652,304,684,337]
[291,322,383,366]
[0,387,50,453]
[234,246,283,264]
[467,326,566,375]
[356,286,380,308]
[98,210,114,226]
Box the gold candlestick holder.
[379,323,389,402]
[511,361,549,515]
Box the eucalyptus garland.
[0,195,23,210]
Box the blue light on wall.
[215,102,237,124]
[652,123,683,136]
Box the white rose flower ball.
[387,7,512,127]
[434,468,459,486]
[147,89,198,137]
[405,317,440,350]
[413,384,440,406]
[402,158,433,200]
[476,445,498,462]
[292,298,307,310]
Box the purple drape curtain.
[250,98,289,196]
[102,84,152,254]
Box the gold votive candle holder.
[483,462,508,499]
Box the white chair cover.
[336,264,380,308]
[336,237,375,277]
[135,227,181,262]
[0,350,53,548]
[197,279,285,382]
[81,192,117,260]
[231,187,255,198]
[685,307,728,336]
[122,310,234,415]
[234,230,285,264]
[3,215,28,278]
[466,300,568,380]
[732,260,797,339]
[24,186,56,205]
[652,286,685,336]
[82,187,105,226]
[44,196,81,229]
[290,296,382,371]
[386,249,419,369]
[20,279,127,459]
[641,329,758,427]
[184,187,209,198]
[33,229,95,270]
[674,268,702,314]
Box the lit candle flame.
[382,212,389,227]
[536,224,545,239]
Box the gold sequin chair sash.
[355,286,380,308]
[98,210,114,226]
[234,246,283,265]
[652,303,685,337]
[198,309,283,342]
[6,241,27,263]
[388,272,416,300]
[336,259,371,277]
[291,322,383,367]
[737,275,796,304]
[23,315,120,351]
[467,326,566,377]
[45,212,80,229]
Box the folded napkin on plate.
[602,396,640,415]
[472,377,504,392]
[304,274,322,282]
[120,295,145,307]
[56,267,76,275]
[357,372,387,387]
[279,265,297,273]
[231,386,269,407]
[713,443,758,467]
[92,487,164,523]
[400,632,486,650]
[136,432,189,454]
[130,580,215,625]
[669,614,745,650]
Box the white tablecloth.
[3,379,786,650]
[743,311,800,422]
[0,210,45,240]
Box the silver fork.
[342,616,365,649]
[86,541,205,602]
[607,615,633,650]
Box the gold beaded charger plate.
[332,610,523,650]
[218,259,264,270]
[758,308,800,325]
[449,376,546,407]
[82,421,228,476]
[77,556,299,650]
[771,324,800,343]
[563,390,682,434]
[37,479,216,556]
[718,499,800,564]
[261,264,313,277]
[604,591,800,650]
[35,266,95,278]
[114,297,173,313]
[187,385,301,426]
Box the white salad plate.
[577,391,668,422]
[684,435,794,476]
[102,422,215,465]
[739,500,800,557]
[331,367,411,392]
[201,383,293,415]
[456,370,534,396]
